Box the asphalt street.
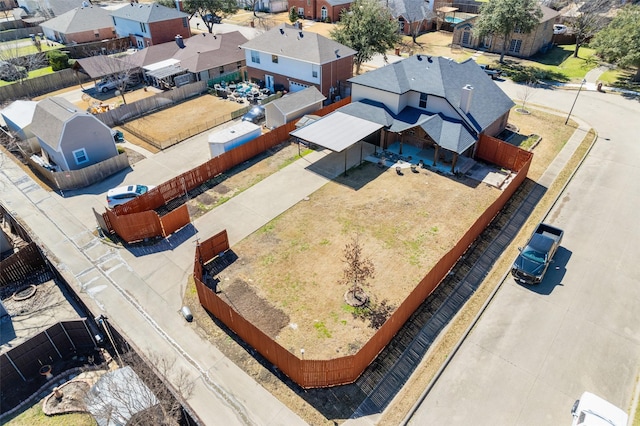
[404,81,640,425]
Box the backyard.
[181,106,581,423]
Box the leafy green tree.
[183,0,239,33]
[47,50,69,71]
[473,0,542,63]
[330,0,401,74]
[289,6,298,24]
[591,4,640,82]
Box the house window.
[251,50,260,64]
[72,148,88,165]
[237,61,242,69]
[398,17,405,32]
[219,66,224,74]
[272,54,278,63]
[419,93,427,108]
[95,32,100,38]
[312,65,318,78]
[298,7,304,17]
[140,22,146,33]
[321,6,327,20]
[544,21,548,30]
[182,17,188,27]
[509,39,522,53]
[307,0,310,5]
[514,25,523,33]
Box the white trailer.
[208,121,262,158]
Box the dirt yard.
[181,106,584,424]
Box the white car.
[554,24,568,35]
[571,391,628,426]
[95,75,136,93]
[107,184,155,209]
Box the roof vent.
[417,54,422,61]
[175,35,185,48]
[279,28,284,35]
[427,56,433,63]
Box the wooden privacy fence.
[26,152,129,191]
[0,69,90,102]
[193,137,533,388]
[476,133,533,172]
[101,97,351,243]
[0,242,47,288]
[0,319,98,385]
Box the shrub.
[47,50,70,71]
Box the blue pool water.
[445,16,464,24]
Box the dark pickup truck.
[511,223,564,285]
[479,64,503,80]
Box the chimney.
[460,84,473,114]
[175,35,185,48]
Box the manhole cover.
[13,285,37,301]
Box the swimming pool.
[445,16,464,24]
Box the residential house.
[41,5,116,44]
[0,100,37,140]
[16,0,80,19]
[452,4,558,58]
[240,24,356,99]
[110,2,190,48]
[29,97,119,171]
[387,0,437,36]
[264,86,326,129]
[128,31,248,89]
[288,0,351,22]
[292,56,514,172]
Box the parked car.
[96,75,136,93]
[203,13,221,23]
[479,64,502,80]
[554,24,568,35]
[242,105,265,124]
[511,223,564,284]
[571,392,628,426]
[107,184,155,208]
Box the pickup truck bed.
[511,223,563,284]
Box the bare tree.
[0,38,48,83]
[340,234,375,307]
[517,80,536,113]
[78,53,140,105]
[84,351,194,426]
[570,0,613,58]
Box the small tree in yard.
[517,80,536,113]
[569,0,612,58]
[289,6,298,24]
[591,4,640,82]
[341,234,375,307]
[473,0,542,63]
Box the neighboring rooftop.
[110,1,188,23]
[40,5,114,34]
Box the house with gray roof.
[240,24,356,99]
[387,0,437,36]
[29,97,118,171]
[127,31,248,89]
[111,2,190,48]
[264,86,326,129]
[40,5,116,44]
[291,55,514,172]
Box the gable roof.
[540,4,560,22]
[348,55,514,133]
[110,2,188,23]
[75,55,138,79]
[128,31,248,73]
[41,5,113,34]
[270,87,326,115]
[240,24,356,65]
[386,0,434,21]
[30,97,94,150]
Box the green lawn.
[0,66,55,87]
[4,403,96,426]
[530,44,598,80]
[0,39,62,56]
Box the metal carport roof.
[289,111,383,153]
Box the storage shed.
[208,121,262,158]
[0,100,37,140]
[264,86,326,129]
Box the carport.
[290,111,383,176]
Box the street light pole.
[565,79,586,125]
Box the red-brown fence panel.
[105,209,162,243]
[161,205,190,237]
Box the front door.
[265,74,274,92]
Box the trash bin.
[181,306,193,322]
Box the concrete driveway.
[405,82,640,425]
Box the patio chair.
[411,164,419,173]
[396,166,403,175]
